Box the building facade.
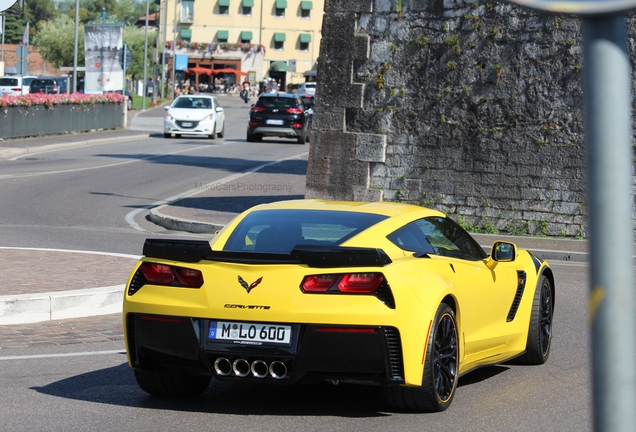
[161,0,323,89]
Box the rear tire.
[247,132,255,142]
[175,134,181,138]
[134,369,211,397]
[516,275,553,365]
[296,135,304,144]
[383,303,458,412]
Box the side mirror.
[491,241,516,262]
[216,106,224,113]
[164,106,169,110]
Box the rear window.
[302,83,316,89]
[256,97,299,109]
[223,209,388,253]
[0,78,18,86]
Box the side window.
[388,217,485,261]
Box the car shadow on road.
[31,364,392,418]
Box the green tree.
[33,14,83,69]
[2,3,34,44]
[123,24,156,78]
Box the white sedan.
[164,95,226,139]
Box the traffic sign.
[16,44,28,59]
[119,44,133,70]
[15,60,27,74]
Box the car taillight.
[11,87,21,92]
[286,107,303,114]
[300,273,384,294]
[301,274,340,292]
[338,273,384,293]
[139,262,203,288]
[250,106,266,112]
[249,121,258,126]
[174,267,204,286]
[291,123,303,129]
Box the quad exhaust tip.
[214,357,288,379]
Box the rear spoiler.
[142,239,392,268]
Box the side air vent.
[126,313,139,367]
[506,271,527,322]
[384,327,405,383]
[128,268,147,296]
[375,283,396,309]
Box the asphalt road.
[0,260,591,431]
[0,96,308,255]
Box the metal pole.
[72,0,79,93]
[161,0,168,99]
[1,15,5,62]
[582,15,636,432]
[171,0,178,100]
[142,0,150,110]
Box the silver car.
[164,95,226,139]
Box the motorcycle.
[240,89,250,103]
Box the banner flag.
[21,22,29,45]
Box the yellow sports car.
[123,200,554,412]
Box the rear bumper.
[248,126,303,138]
[125,312,406,385]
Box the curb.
[149,205,224,234]
[0,133,150,160]
[0,285,124,325]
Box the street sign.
[0,0,17,13]
[15,44,27,59]
[505,0,636,14]
[119,44,132,70]
[15,60,27,74]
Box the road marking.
[0,349,126,361]
[125,151,309,232]
[0,143,220,180]
[0,246,140,259]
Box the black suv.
[247,93,312,144]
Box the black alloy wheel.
[517,275,553,365]
[428,305,458,407]
[382,303,458,412]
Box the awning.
[242,0,254,6]
[274,32,286,42]
[303,69,317,77]
[240,30,253,41]
[180,29,192,39]
[300,1,312,10]
[270,61,288,72]
[299,33,311,43]
[219,0,230,6]
[217,30,229,41]
[275,0,287,9]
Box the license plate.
[209,321,292,345]
[266,119,284,125]
[181,122,193,127]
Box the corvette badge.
[238,276,263,294]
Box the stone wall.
[305,0,636,238]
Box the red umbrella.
[211,68,248,76]
[185,67,212,75]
